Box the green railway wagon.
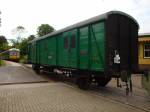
[28,11,139,93]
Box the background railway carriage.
[28,11,139,92]
[0,48,20,62]
[138,33,150,70]
[138,33,150,95]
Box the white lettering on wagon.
[114,50,120,64]
[48,56,52,59]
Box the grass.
[0,60,5,66]
[19,55,28,64]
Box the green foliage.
[37,24,54,37]
[19,55,27,64]
[18,38,28,56]
[0,60,5,66]
[13,35,36,56]
[12,26,26,44]
[18,35,36,56]
[9,24,54,61]
[12,26,25,34]
[28,35,36,41]
[0,43,9,52]
[0,60,1,66]
[10,39,19,48]
[16,26,25,30]
[11,26,37,57]
[0,35,7,44]
[0,35,8,52]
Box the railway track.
[62,80,150,112]
[89,88,150,112]
[88,90,150,112]
[25,69,150,112]
[1,72,148,112]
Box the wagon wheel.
[32,65,40,74]
[77,78,90,90]
[35,68,40,74]
[97,77,111,87]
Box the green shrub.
[19,55,27,64]
[0,60,5,66]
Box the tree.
[11,26,26,47]
[0,35,8,52]
[37,24,54,37]
[18,38,28,56]
[10,39,19,48]
[12,26,26,43]
[28,35,36,41]
[0,35,7,44]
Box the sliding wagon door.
[69,30,77,68]
[90,22,105,71]
[79,26,89,69]
[62,30,77,68]
[47,37,57,66]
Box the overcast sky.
[0,0,150,39]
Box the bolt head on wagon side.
[28,11,139,94]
